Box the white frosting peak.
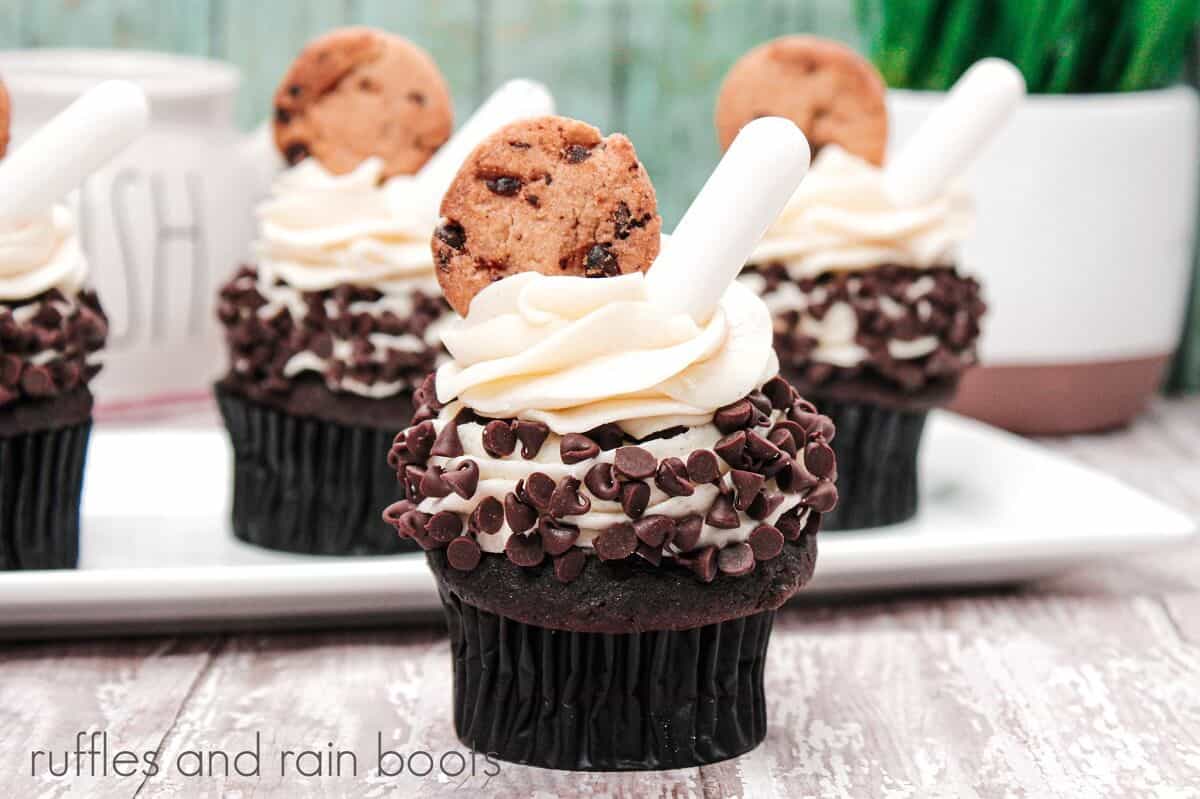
[254,157,436,292]
[749,145,973,277]
[0,204,88,301]
[436,271,779,438]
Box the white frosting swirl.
[435,271,779,438]
[0,204,88,301]
[254,157,437,292]
[749,145,973,278]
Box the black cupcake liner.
[440,585,775,771]
[815,397,928,530]
[0,420,91,570]
[216,387,417,556]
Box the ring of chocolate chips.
[751,263,985,391]
[217,266,449,400]
[383,374,837,584]
[0,289,107,408]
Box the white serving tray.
[0,413,1194,637]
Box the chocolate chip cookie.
[273,27,453,178]
[433,115,662,315]
[0,75,10,159]
[716,36,888,165]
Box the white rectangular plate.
[0,413,1194,637]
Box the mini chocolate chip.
[584,244,620,278]
[730,469,765,511]
[746,391,772,419]
[619,481,650,519]
[283,142,310,165]
[584,462,621,501]
[717,542,756,576]
[762,376,795,410]
[396,510,431,545]
[806,481,839,513]
[706,494,740,529]
[745,431,782,465]
[469,497,505,535]
[768,424,798,456]
[428,511,463,543]
[549,476,591,517]
[406,421,436,461]
[791,398,818,417]
[434,221,467,250]
[446,537,481,571]
[636,543,662,567]
[714,430,748,468]
[287,84,301,97]
[633,515,674,548]
[561,433,600,464]
[505,532,545,567]
[482,420,517,457]
[274,106,291,124]
[563,143,593,163]
[586,423,626,451]
[523,472,556,511]
[443,460,480,499]
[682,546,717,582]
[504,492,537,533]
[554,548,587,583]
[401,465,426,499]
[746,491,785,521]
[776,458,819,494]
[804,440,836,480]
[714,399,754,433]
[614,446,656,480]
[777,509,805,540]
[749,524,785,560]
[0,354,23,387]
[538,517,580,556]
[654,457,694,497]
[381,500,415,527]
[595,522,637,560]
[513,420,550,458]
[673,514,704,552]
[485,175,523,196]
[419,465,452,498]
[802,510,823,537]
[686,450,721,484]
[431,422,464,458]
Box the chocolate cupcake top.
[0,196,107,409]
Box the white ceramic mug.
[889,87,1200,434]
[0,49,280,416]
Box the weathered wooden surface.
[1,397,1199,796]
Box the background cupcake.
[719,37,1017,529]
[215,27,552,555]
[386,115,837,769]
[0,80,145,569]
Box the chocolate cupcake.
[385,115,836,770]
[215,29,555,555]
[719,37,989,529]
[0,190,108,570]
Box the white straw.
[646,116,811,324]
[0,80,149,219]
[883,58,1025,208]
[417,79,555,206]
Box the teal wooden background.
[1,0,1198,393]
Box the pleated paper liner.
[216,386,419,556]
[814,396,928,529]
[440,584,775,771]
[0,420,91,570]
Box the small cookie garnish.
[0,75,10,159]
[715,36,888,165]
[433,115,662,315]
[272,27,453,178]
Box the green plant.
[856,0,1200,92]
